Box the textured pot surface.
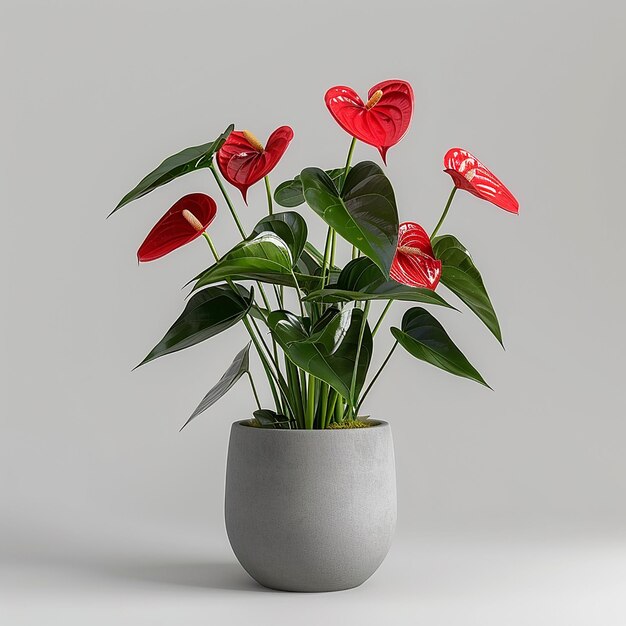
[225,420,396,592]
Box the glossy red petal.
[444,148,519,214]
[390,222,442,289]
[217,126,294,202]
[137,193,217,262]
[325,80,414,163]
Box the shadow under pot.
[224,419,396,592]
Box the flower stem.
[264,176,273,216]
[349,301,371,416]
[431,186,457,239]
[208,163,247,239]
[202,232,220,262]
[246,371,262,410]
[320,227,333,287]
[208,162,274,319]
[357,340,398,412]
[372,300,392,336]
[201,232,281,414]
[340,136,357,192]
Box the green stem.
[431,186,457,239]
[329,229,337,269]
[202,233,220,262]
[246,372,262,410]
[306,375,316,430]
[372,300,392,336]
[202,232,281,414]
[318,383,330,429]
[209,163,247,239]
[264,176,273,216]
[325,391,339,428]
[357,340,398,412]
[320,227,333,288]
[349,301,371,417]
[340,137,357,192]
[335,399,345,424]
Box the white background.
[2,0,625,623]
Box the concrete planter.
[224,420,396,592]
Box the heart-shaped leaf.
[301,161,399,276]
[268,308,372,401]
[305,257,452,307]
[391,307,488,387]
[251,211,307,263]
[274,168,347,208]
[137,284,252,366]
[253,409,291,429]
[180,343,252,431]
[111,124,233,215]
[432,234,502,345]
[192,232,294,290]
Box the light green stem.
[372,300,392,336]
[264,176,273,216]
[431,186,457,239]
[306,375,317,429]
[246,371,262,410]
[357,340,398,412]
[202,233,220,262]
[209,164,247,239]
[349,301,371,416]
[320,227,333,287]
[340,137,357,192]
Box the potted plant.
[110,79,518,592]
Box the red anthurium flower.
[444,148,519,214]
[216,126,294,202]
[137,193,217,262]
[325,80,414,163]
[390,222,442,289]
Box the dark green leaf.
[274,168,347,208]
[300,161,399,276]
[111,124,234,215]
[253,409,291,429]
[268,308,372,400]
[251,211,307,263]
[432,235,502,344]
[391,307,489,387]
[192,232,294,290]
[137,283,252,366]
[305,257,452,307]
[180,343,251,431]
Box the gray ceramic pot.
[224,420,396,592]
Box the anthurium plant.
[111,79,518,430]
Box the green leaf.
[111,124,234,215]
[274,168,347,208]
[180,343,251,431]
[137,283,252,366]
[251,211,307,263]
[300,161,399,276]
[391,307,489,387]
[432,235,502,345]
[192,232,294,290]
[305,257,452,307]
[253,409,291,429]
[267,308,372,401]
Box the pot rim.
[233,419,389,432]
